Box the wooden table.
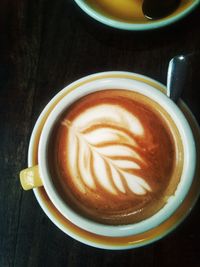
[0,1,200,266]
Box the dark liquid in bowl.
[85,0,192,22]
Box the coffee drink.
[48,89,183,225]
[85,0,183,22]
[86,0,144,22]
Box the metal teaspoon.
[142,0,181,20]
[167,54,190,102]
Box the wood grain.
[0,1,200,266]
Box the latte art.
[62,104,152,196]
[50,89,183,225]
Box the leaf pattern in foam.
[63,104,152,196]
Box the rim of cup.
[38,77,196,237]
[73,0,200,31]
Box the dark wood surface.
[0,1,200,266]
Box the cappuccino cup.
[20,74,196,238]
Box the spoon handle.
[167,55,189,102]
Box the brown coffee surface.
[49,89,183,225]
[86,0,144,21]
[85,0,189,23]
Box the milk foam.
[62,104,152,196]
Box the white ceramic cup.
[20,76,196,238]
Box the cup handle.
[20,165,43,190]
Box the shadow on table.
[73,4,200,53]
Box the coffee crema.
[49,89,183,225]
